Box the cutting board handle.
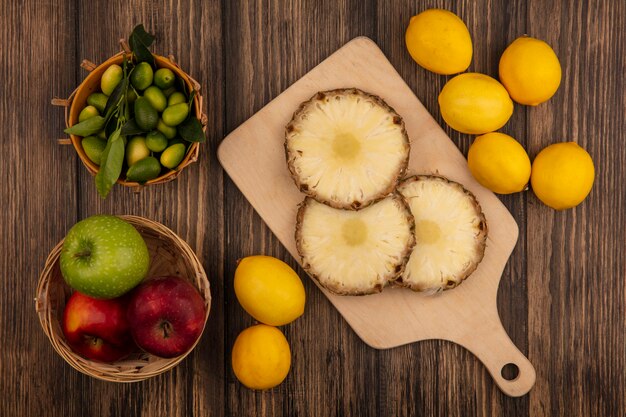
[460,318,536,397]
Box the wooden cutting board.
[217,37,536,397]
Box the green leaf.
[187,90,196,107]
[95,129,125,198]
[104,75,128,121]
[130,24,155,48]
[64,116,106,136]
[120,119,145,135]
[130,38,154,65]
[105,114,119,138]
[129,24,155,66]
[178,115,205,143]
[177,76,188,97]
[178,90,204,142]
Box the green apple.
[60,215,150,299]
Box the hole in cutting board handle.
[501,363,520,381]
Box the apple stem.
[84,335,102,348]
[161,321,173,339]
[74,250,92,258]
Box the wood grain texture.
[526,1,626,417]
[0,0,78,415]
[0,0,623,415]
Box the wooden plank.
[222,1,380,416]
[40,1,225,416]
[375,0,531,415]
[0,1,79,415]
[526,1,626,417]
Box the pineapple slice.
[397,175,487,292]
[295,194,415,295]
[286,88,410,210]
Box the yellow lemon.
[499,36,562,105]
[405,9,472,75]
[438,73,514,134]
[468,132,531,194]
[234,255,306,326]
[231,325,291,390]
[531,142,594,210]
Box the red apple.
[127,276,206,358]
[62,292,135,362]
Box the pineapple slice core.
[296,194,415,295]
[398,176,487,292]
[415,220,442,245]
[332,132,361,160]
[341,218,368,246]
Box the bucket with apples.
[35,215,211,382]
